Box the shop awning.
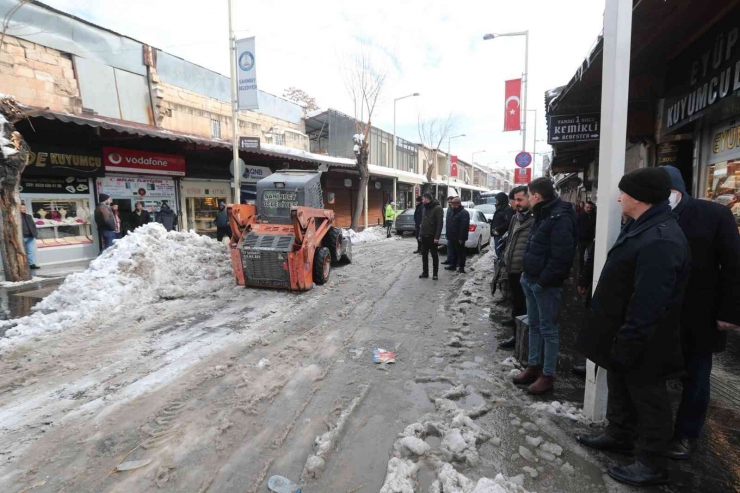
[555,172,581,189]
[368,164,427,185]
[25,108,357,169]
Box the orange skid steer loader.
[228,171,352,291]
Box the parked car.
[393,208,417,235]
[439,208,492,254]
[474,204,498,222]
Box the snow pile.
[529,400,590,424]
[0,223,232,352]
[344,226,399,245]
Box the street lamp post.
[393,93,420,171]
[447,134,466,196]
[472,150,486,185]
[527,109,537,176]
[483,31,529,153]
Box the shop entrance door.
[185,196,226,237]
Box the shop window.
[211,119,221,139]
[705,159,740,227]
[28,198,93,248]
[185,196,227,237]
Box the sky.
[40,0,606,173]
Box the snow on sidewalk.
[0,223,233,353]
[344,226,401,245]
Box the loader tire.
[323,227,343,263]
[313,247,331,285]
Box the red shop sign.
[514,167,532,184]
[103,147,186,176]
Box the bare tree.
[343,47,387,231]
[282,87,319,113]
[417,113,458,189]
[0,95,32,282]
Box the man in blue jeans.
[512,177,576,394]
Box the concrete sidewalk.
[0,260,89,323]
[491,273,740,493]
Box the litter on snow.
[373,348,396,364]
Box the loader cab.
[256,171,324,224]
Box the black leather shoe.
[419,273,429,279]
[607,461,669,486]
[413,250,420,254]
[501,319,516,327]
[498,336,516,349]
[457,268,466,274]
[444,266,457,271]
[666,437,696,460]
[572,364,587,376]
[432,274,438,280]
[441,260,451,265]
[577,434,634,455]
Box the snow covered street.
[0,231,610,493]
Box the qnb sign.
[664,19,740,132]
[103,147,186,176]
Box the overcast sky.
[42,0,605,172]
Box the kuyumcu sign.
[663,14,740,134]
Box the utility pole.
[228,0,241,205]
[585,0,633,422]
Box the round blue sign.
[238,51,255,71]
[515,152,532,168]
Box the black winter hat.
[618,167,671,204]
[99,193,110,202]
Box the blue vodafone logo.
[239,51,255,71]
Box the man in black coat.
[491,192,514,256]
[512,177,577,395]
[576,200,596,272]
[576,167,691,487]
[94,193,118,251]
[419,192,443,280]
[130,201,151,230]
[445,197,470,274]
[662,165,740,460]
[20,203,40,270]
[413,196,423,254]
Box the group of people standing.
[412,193,471,279]
[93,194,176,252]
[499,166,739,486]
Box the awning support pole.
[585,0,633,423]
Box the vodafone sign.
[103,147,186,176]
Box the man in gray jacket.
[499,186,534,348]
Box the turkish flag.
[504,79,522,132]
[450,156,458,177]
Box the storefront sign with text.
[20,176,90,194]
[548,114,600,144]
[103,147,186,176]
[26,146,103,177]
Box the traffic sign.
[515,151,533,168]
[514,168,532,184]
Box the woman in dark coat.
[663,165,740,459]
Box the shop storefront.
[98,147,185,234]
[179,180,232,236]
[20,145,102,265]
[701,118,740,229]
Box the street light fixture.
[483,30,529,153]
[393,92,420,170]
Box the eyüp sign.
[103,147,186,176]
[663,12,740,133]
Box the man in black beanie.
[576,167,691,486]
[661,165,740,460]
